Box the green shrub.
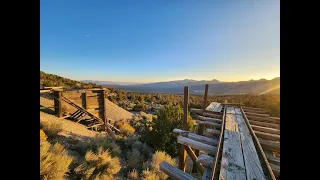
[74,147,121,180]
[141,104,195,156]
[40,141,73,180]
[126,149,143,170]
[40,119,63,138]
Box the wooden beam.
[244,111,270,117]
[197,154,215,168]
[240,107,276,180]
[184,146,204,174]
[248,120,280,129]
[242,106,264,111]
[177,136,217,155]
[196,120,221,129]
[205,129,221,137]
[254,131,280,141]
[251,124,280,135]
[84,91,88,110]
[173,129,218,146]
[247,115,280,124]
[53,90,63,118]
[198,116,222,124]
[202,167,213,180]
[179,86,189,172]
[160,161,198,180]
[243,108,265,114]
[190,108,223,118]
[194,84,209,173]
[102,89,107,130]
[264,150,280,166]
[270,163,280,177]
[211,107,226,180]
[258,138,280,152]
[235,112,266,180]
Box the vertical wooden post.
[84,91,88,110]
[193,84,208,173]
[53,90,62,118]
[101,89,107,130]
[179,86,188,172]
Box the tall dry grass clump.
[127,169,139,180]
[116,121,135,136]
[140,151,176,180]
[40,129,48,141]
[74,146,121,180]
[40,141,73,180]
[40,119,63,137]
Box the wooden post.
[101,89,107,130]
[179,86,188,172]
[53,90,62,117]
[84,91,88,110]
[193,84,208,173]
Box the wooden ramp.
[61,95,121,134]
[220,107,265,180]
[160,101,279,180]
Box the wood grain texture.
[264,150,280,166]
[225,107,236,114]
[251,125,280,135]
[198,116,222,124]
[177,136,217,155]
[244,111,270,117]
[197,154,215,167]
[254,131,280,141]
[202,167,213,180]
[246,115,280,124]
[248,120,280,129]
[205,129,221,137]
[206,102,223,112]
[258,138,280,152]
[160,161,198,180]
[236,113,266,180]
[196,120,221,129]
[173,129,218,146]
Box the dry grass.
[149,151,176,180]
[40,129,48,141]
[40,119,63,138]
[74,147,121,180]
[140,169,160,180]
[116,122,135,136]
[127,169,139,180]
[40,141,73,180]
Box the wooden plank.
[211,106,226,180]
[270,164,280,177]
[184,146,204,174]
[197,154,215,168]
[173,129,218,146]
[236,113,266,180]
[264,151,280,166]
[205,129,221,137]
[240,107,276,180]
[225,107,235,114]
[159,161,198,180]
[53,90,62,117]
[245,111,270,117]
[206,102,223,112]
[219,130,246,180]
[202,167,213,180]
[190,108,223,118]
[254,131,280,141]
[251,125,280,135]
[196,120,221,129]
[177,136,217,155]
[179,86,189,172]
[246,115,280,124]
[242,106,263,111]
[258,138,280,152]
[234,107,242,115]
[198,116,222,124]
[249,120,280,129]
[243,109,265,114]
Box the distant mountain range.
[81,80,142,86]
[82,77,280,95]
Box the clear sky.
[40,0,280,83]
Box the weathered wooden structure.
[49,88,120,133]
[160,84,280,180]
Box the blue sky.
[40,0,280,83]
